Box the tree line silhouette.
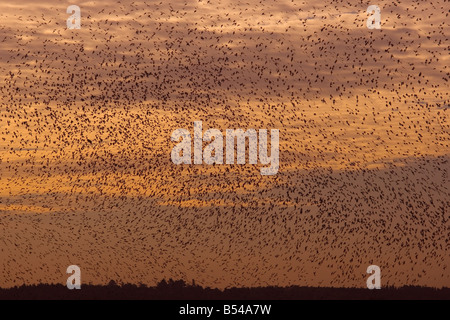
[0,280,448,300]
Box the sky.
[0,0,448,289]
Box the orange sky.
[0,0,448,289]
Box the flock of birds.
[0,0,448,290]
